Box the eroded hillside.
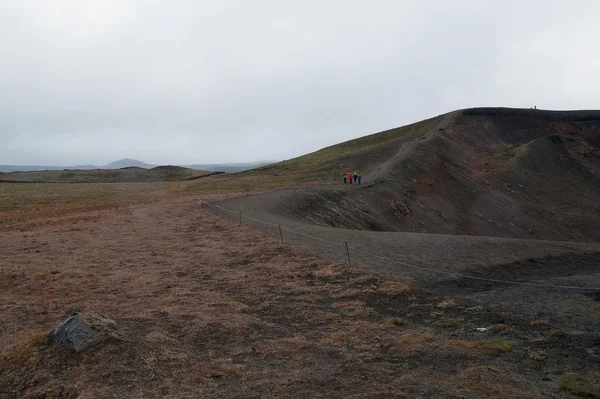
[275,108,600,242]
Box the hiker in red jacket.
[348,172,353,184]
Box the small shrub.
[315,267,335,278]
[332,301,371,318]
[476,339,512,355]
[527,348,548,361]
[323,313,340,321]
[380,281,412,296]
[436,320,464,329]
[531,319,549,327]
[392,330,435,347]
[280,336,308,349]
[0,332,47,369]
[382,317,408,327]
[389,331,436,355]
[549,330,568,338]
[437,298,459,309]
[560,373,600,398]
[488,324,513,334]
[332,301,364,309]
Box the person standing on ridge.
[353,173,358,183]
[343,173,347,184]
[349,172,353,184]
[358,174,362,185]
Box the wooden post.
[345,241,351,267]
[239,212,242,225]
[278,224,283,243]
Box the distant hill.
[0,165,64,173]
[104,158,156,169]
[0,159,273,173]
[0,159,154,172]
[0,165,211,183]
[185,161,273,173]
[243,107,600,242]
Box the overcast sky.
[1,0,599,166]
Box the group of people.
[344,172,362,185]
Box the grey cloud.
[1,0,599,165]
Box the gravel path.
[216,190,600,331]
[217,190,598,279]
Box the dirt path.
[367,111,459,182]
[218,190,599,279]
[218,190,600,331]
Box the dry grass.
[488,324,513,334]
[280,336,310,349]
[315,266,336,279]
[381,317,408,327]
[531,319,549,327]
[453,366,528,399]
[379,280,412,296]
[0,181,595,398]
[437,298,459,309]
[560,373,600,398]
[548,330,568,338]
[476,339,513,355]
[441,338,512,356]
[0,331,47,370]
[527,348,549,361]
[389,330,436,355]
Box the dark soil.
[237,108,600,242]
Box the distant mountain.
[71,164,100,170]
[103,158,156,169]
[185,161,274,173]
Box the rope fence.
[200,200,600,291]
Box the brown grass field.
[1,180,599,398]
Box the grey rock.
[51,312,124,351]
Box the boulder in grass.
[51,312,124,351]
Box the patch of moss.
[477,339,512,354]
[560,373,600,398]
[549,330,568,337]
[382,317,408,327]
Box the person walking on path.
[348,172,353,184]
[353,173,358,183]
[343,173,347,184]
[358,174,362,185]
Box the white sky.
[1,0,599,166]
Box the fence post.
[239,212,242,225]
[344,241,351,267]
[278,224,283,243]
